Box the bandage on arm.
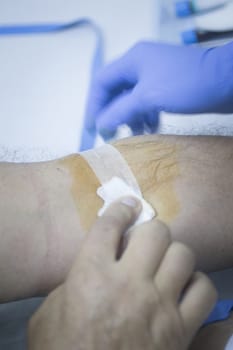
[0,135,232,301]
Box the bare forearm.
[0,160,83,301]
[0,135,233,301]
[114,135,233,271]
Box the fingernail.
[121,196,140,208]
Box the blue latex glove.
[84,41,233,140]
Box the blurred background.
[0,0,156,161]
[0,0,233,161]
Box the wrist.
[37,157,87,293]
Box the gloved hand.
[84,41,233,140]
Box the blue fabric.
[0,298,44,350]
[84,40,233,141]
[204,299,233,326]
[0,18,104,151]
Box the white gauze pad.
[81,144,156,225]
[97,177,156,226]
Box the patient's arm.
[114,135,233,272]
[0,159,85,301]
[0,135,232,301]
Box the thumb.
[82,196,142,263]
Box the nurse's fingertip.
[120,196,141,209]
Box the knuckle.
[107,203,134,223]
[196,272,217,299]
[95,208,132,233]
[119,204,134,222]
[152,220,171,243]
[174,242,195,262]
[94,215,120,235]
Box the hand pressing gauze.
[97,177,156,226]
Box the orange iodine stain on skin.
[114,137,180,223]
[148,155,180,223]
[60,155,103,232]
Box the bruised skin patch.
[114,138,180,223]
[60,155,103,232]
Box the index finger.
[84,56,137,132]
[83,197,142,264]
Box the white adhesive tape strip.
[81,144,141,195]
